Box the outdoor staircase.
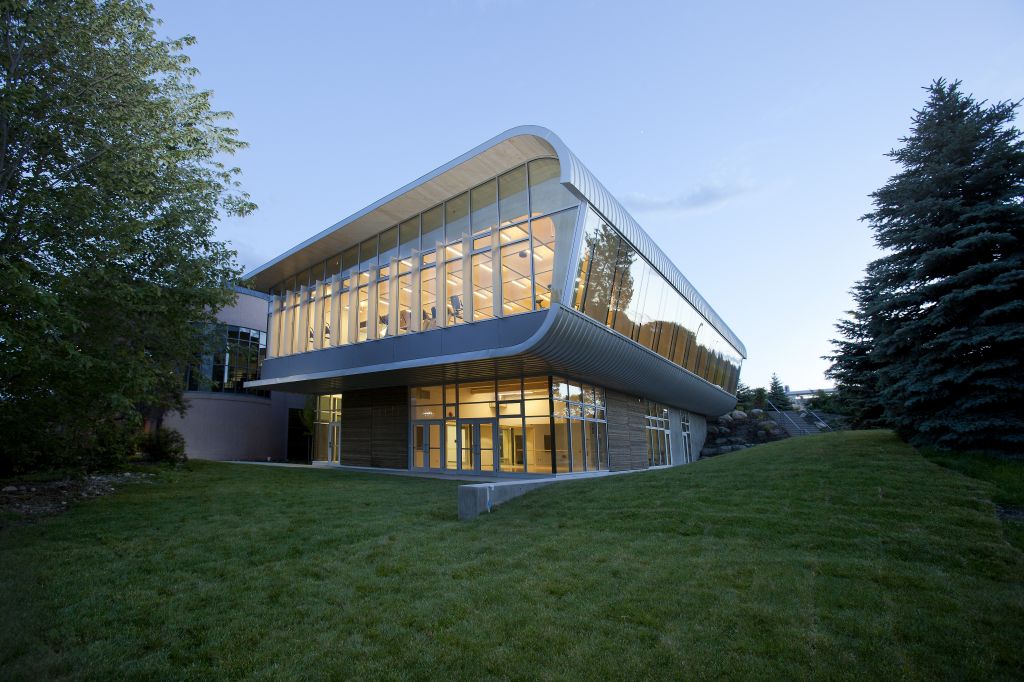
[765,400,832,438]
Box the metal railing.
[802,406,833,431]
[765,399,807,434]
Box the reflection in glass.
[379,226,398,264]
[399,217,419,258]
[498,166,528,227]
[359,237,377,272]
[570,207,743,393]
[421,205,443,251]
[445,192,469,242]
[470,179,498,235]
[341,245,358,274]
[529,158,577,216]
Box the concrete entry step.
[457,469,642,520]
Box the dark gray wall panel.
[440,322,500,355]
[341,387,409,469]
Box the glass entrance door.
[412,420,443,469]
[457,419,496,472]
[327,422,341,464]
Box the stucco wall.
[219,290,269,330]
[689,413,708,460]
[164,391,302,461]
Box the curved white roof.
[245,125,745,357]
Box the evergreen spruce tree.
[735,382,755,409]
[824,282,886,427]
[834,79,1024,453]
[767,374,792,410]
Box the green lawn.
[1,431,1021,680]
[920,447,1024,551]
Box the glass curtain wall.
[409,375,605,474]
[572,210,743,394]
[185,325,268,398]
[268,158,578,358]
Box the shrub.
[138,427,188,464]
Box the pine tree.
[767,374,792,410]
[834,79,1024,453]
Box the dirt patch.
[0,472,154,526]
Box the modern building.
[785,388,836,408]
[164,287,305,461]
[242,126,746,476]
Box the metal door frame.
[327,421,342,464]
[456,418,498,473]
[411,419,444,470]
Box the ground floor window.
[680,410,691,462]
[551,377,606,473]
[312,394,342,463]
[185,324,268,398]
[409,375,606,474]
[645,401,672,466]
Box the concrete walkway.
[229,459,663,520]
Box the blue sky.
[152,0,1024,391]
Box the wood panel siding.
[606,390,649,471]
[341,387,409,469]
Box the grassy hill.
[1,431,1021,680]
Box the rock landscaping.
[0,472,154,526]
[700,409,788,457]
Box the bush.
[138,427,188,464]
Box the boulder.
[730,410,748,422]
[706,425,720,436]
[750,408,765,417]
[718,414,734,425]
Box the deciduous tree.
[0,0,253,472]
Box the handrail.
[765,399,805,433]
[803,407,834,431]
